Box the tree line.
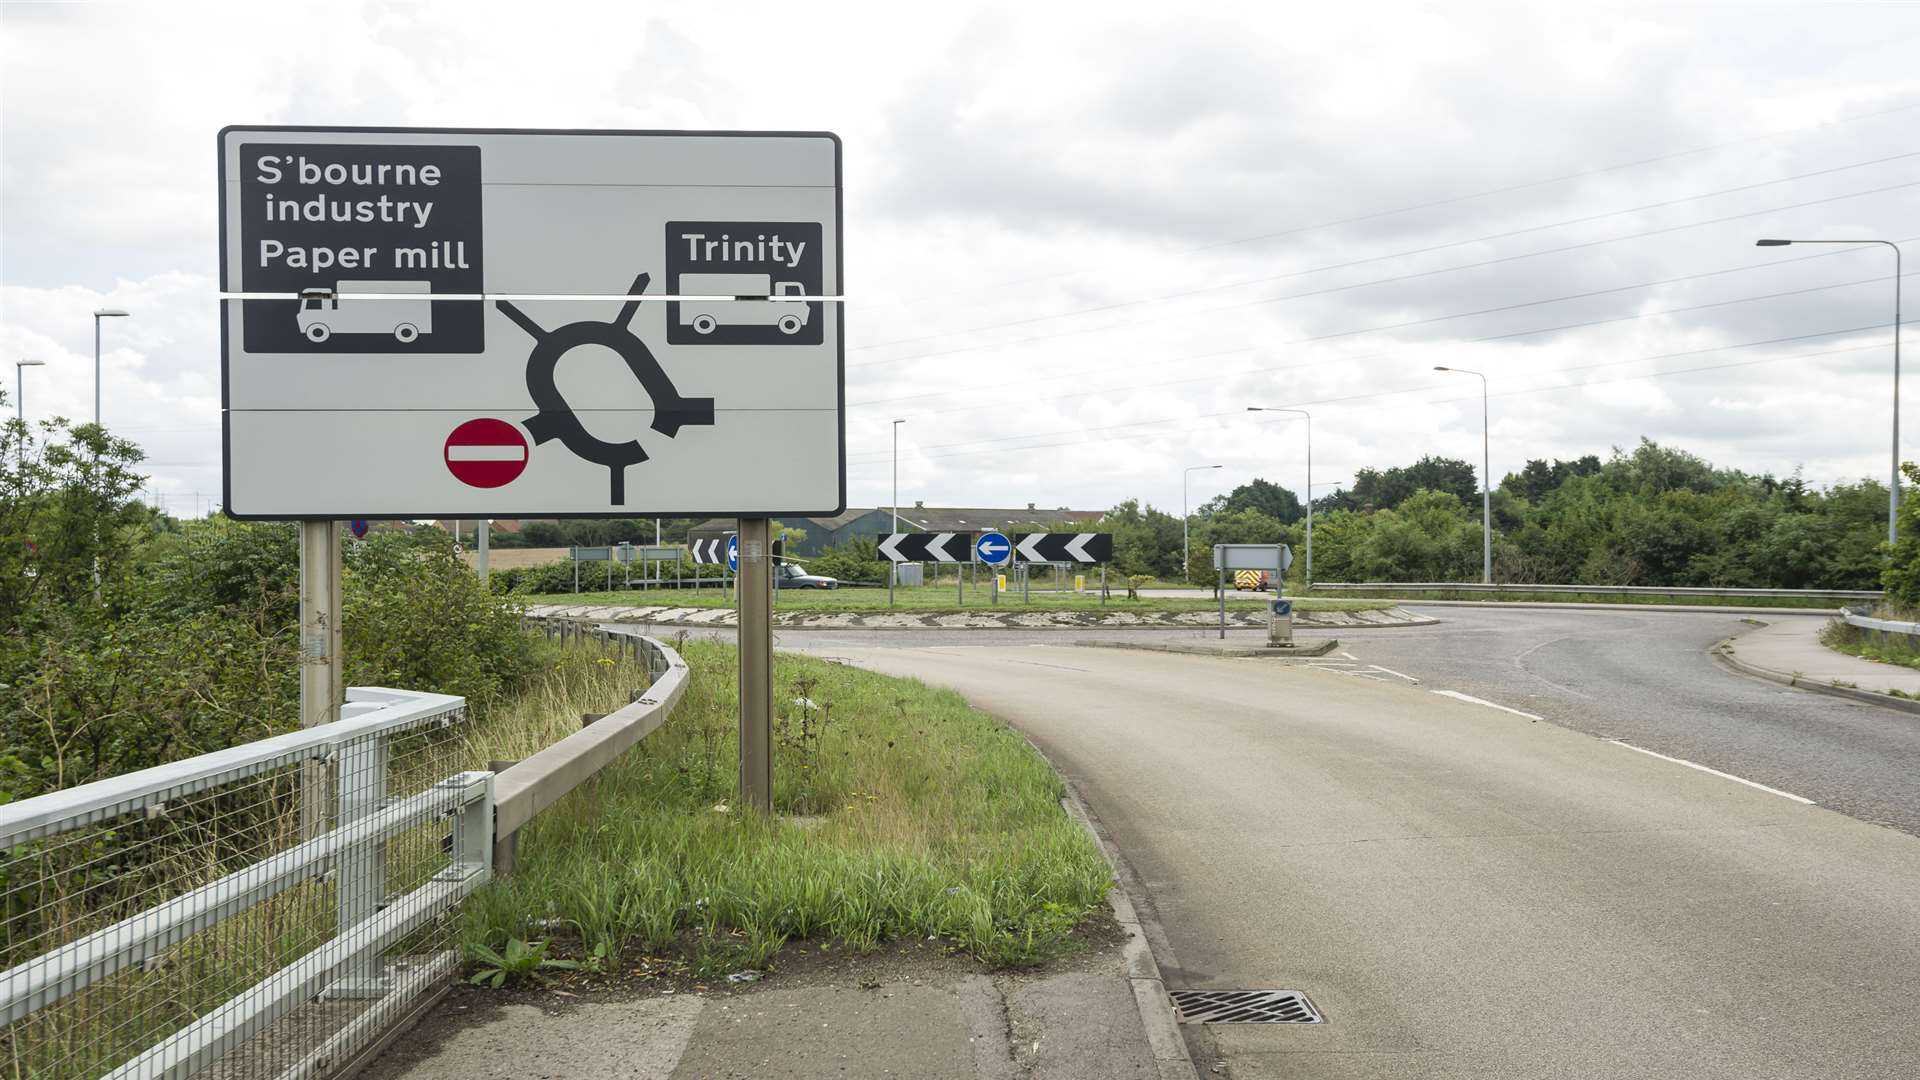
[1103,439,1890,589]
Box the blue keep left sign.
[975,531,1012,566]
[726,535,739,573]
[1272,598,1292,616]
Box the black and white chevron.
[1012,532,1113,564]
[878,532,972,563]
[690,537,729,564]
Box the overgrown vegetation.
[1819,619,1920,671]
[1,406,540,802]
[460,640,1113,976]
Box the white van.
[297,281,434,343]
[677,273,811,335]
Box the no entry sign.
[218,126,843,519]
[444,418,529,488]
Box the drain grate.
[1169,989,1323,1024]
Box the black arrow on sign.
[878,532,972,562]
[1012,533,1114,563]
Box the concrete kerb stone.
[1071,638,1341,659]
[524,603,1437,633]
[1048,782,1201,1080]
[1711,628,1920,717]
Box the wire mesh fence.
[0,691,477,1080]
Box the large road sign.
[1013,532,1113,563]
[879,532,972,563]
[218,126,843,519]
[1214,543,1293,572]
[975,531,1012,566]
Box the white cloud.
[5,0,1920,515]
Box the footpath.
[1718,614,1920,710]
[525,601,1433,632]
[363,929,1177,1080]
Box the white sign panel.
[1213,543,1293,572]
[218,126,843,519]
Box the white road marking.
[1339,651,1360,660]
[1609,740,1816,804]
[1430,689,1544,720]
[1368,664,1421,683]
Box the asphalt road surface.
[819,635,1920,1078]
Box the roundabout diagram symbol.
[494,272,715,504]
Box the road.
[819,635,1920,1078]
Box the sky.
[5,0,1920,520]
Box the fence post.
[331,731,390,997]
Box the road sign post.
[736,518,773,813]
[477,518,489,583]
[1213,544,1294,642]
[297,520,342,838]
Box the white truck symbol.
[297,280,434,343]
[677,273,811,335]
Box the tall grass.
[1819,617,1920,671]
[459,639,1112,975]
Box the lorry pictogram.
[677,273,811,335]
[495,272,714,506]
[297,280,434,343]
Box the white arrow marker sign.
[929,532,958,562]
[1065,533,1096,562]
[1016,534,1048,562]
[878,534,907,563]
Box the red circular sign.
[444,419,529,488]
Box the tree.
[1220,478,1304,524]
[1348,456,1478,510]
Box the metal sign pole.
[298,520,342,839]
[1101,563,1107,607]
[1218,567,1226,639]
[737,518,773,812]
[477,520,490,585]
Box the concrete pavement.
[831,642,1920,1078]
[1722,613,1920,696]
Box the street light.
[1183,464,1224,579]
[1755,238,1903,544]
[1247,406,1313,584]
[15,359,46,422]
[1433,366,1492,583]
[92,309,129,426]
[891,418,906,532]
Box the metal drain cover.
[1169,989,1323,1024]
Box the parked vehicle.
[1233,570,1271,591]
[774,560,838,590]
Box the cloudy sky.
[5,0,1920,519]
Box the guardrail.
[492,623,689,873]
[1841,608,1920,637]
[1309,582,1883,603]
[0,626,690,1080]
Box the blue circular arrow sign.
[349,519,369,539]
[726,535,739,573]
[975,531,1013,566]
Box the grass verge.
[459,638,1112,979]
[1300,587,1849,609]
[1819,618,1920,673]
[540,582,1389,613]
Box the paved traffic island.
[525,601,1436,631]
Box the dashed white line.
[1339,650,1360,660]
[1430,689,1544,720]
[1368,664,1421,684]
[1609,740,1815,804]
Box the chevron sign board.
[1012,533,1113,563]
[878,532,973,563]
[690,537,730,564]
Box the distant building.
[688,503,1105,558]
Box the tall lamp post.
[1433,366,1492,583]
[92,309,129,426]
[1246,406,1313,584]
[1756,238,1903,544]
[1183,464,1223,579]
[15,359,46,422]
